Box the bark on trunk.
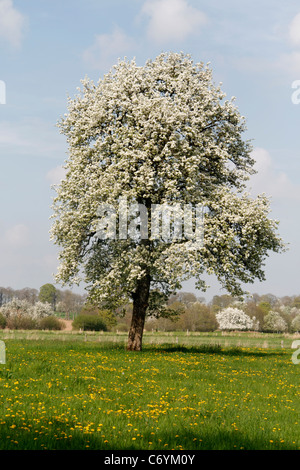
[127,273,151,351]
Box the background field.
[0,331,299,450]
[0,327,298,349]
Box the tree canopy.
[51,52,285,350]
[38,283,57,310]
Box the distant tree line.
[115,292,300,334]
[0,285,300,334]
[0,284,86,319]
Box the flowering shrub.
[262,311,287,333]
[31,301,54,319]
[216,307,254,331]
[0,299,54,320]
[0,299,32,318]
[0,299,61,330]
[291,315,300,333]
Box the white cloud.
[0,117,66,159]
[82,26,136,71]
[248,147,300,202]
[3,224,30,248]
[0,0,26,48]
[276,50,300,77]
[0,225,59,288]
[275,12,300,77]
[289,12,300,47]
[140,0,207,44]
[46,165,66,185]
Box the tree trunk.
[127,273,151,351]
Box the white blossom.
[263,311,288,333]
[0,299,53,319]
[216,307,254,331]
[0,298,32,318]
[291,315,300,333]
[30,301,54,319]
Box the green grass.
[0,328,296,349]
[0,335,299,450]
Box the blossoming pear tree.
[50,52,285,350]
[216,307,254,331]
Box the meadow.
[0,331,299,450]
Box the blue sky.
[0,0,300,301]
